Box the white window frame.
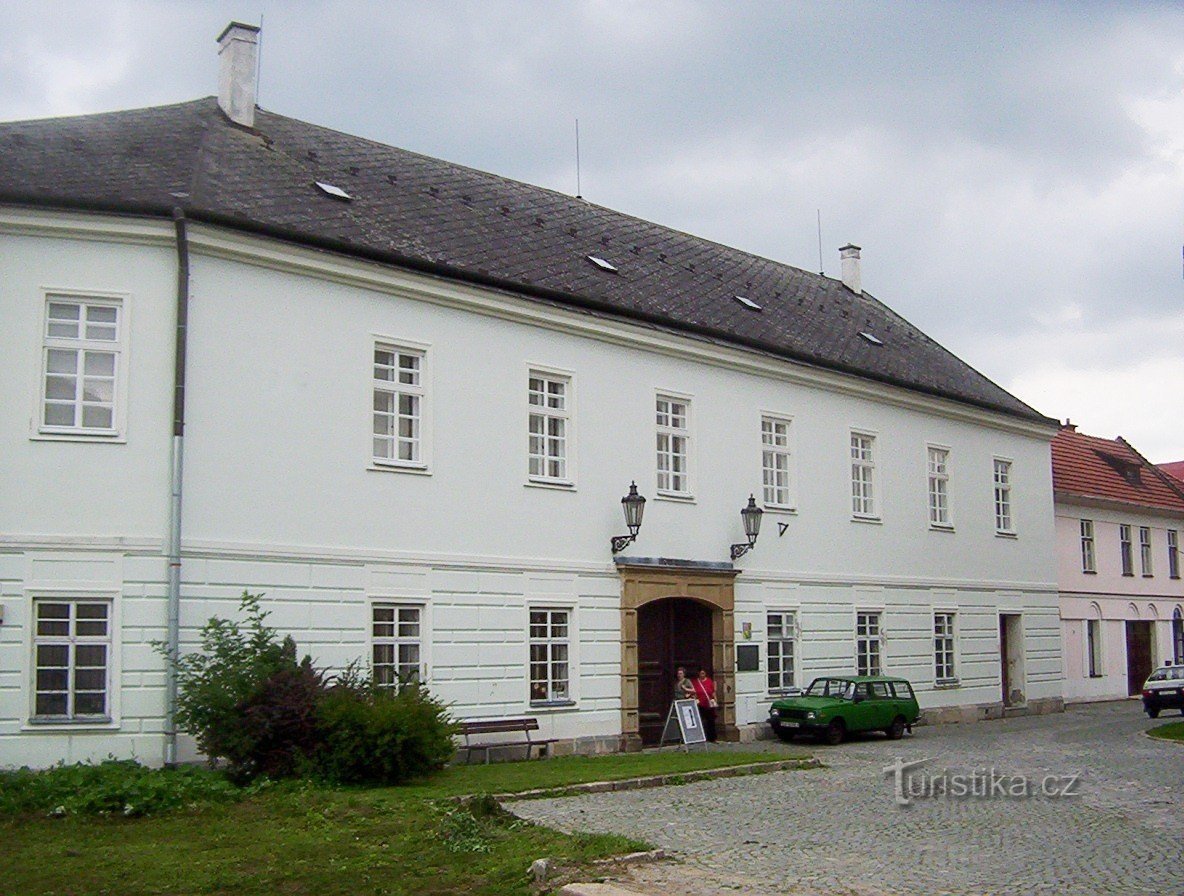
[370,337,431,473]
[655,391,693,498]
[933,611,957,683]
[1080,519,1096,573]
[34,291,129,442]
[850,430,879,520]
[1086,617,1103,677]
[1119,524,1134,576]
[761,415,795,510]
[855,610,883,676]
[370,601,426,689]
[993,458,1014,534]
[1139,526,1153,577]
[24,590,121,729]
[766,609,799,694]
[528,606,574,705]
[526,366,575,487]
[1169,530,1180,580]
[927,445,952,529]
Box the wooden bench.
[457,717,556,763]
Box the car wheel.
[774,728,796,743]
[886,716,906,740]
[1146,707,1160,719]
[819,719,845,746]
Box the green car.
[768,675,920,746]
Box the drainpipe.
[165,207,190,767]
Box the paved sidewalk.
[515,701,1184,896]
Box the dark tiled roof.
[1051,428,1184,512]
[0,97,1049,423]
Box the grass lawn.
[1147,720,1184,742]
[3,750,801,896]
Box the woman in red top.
[692,668,718,742]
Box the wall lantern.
[730,494,764,561]
[611,481,647,554]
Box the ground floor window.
[934,612,956,682]
[856,611,882,676]
[1173,609,1183,665]
[529,608,570,703]
[1087,618,1103,677]
[767,611,797,692]
[33,599,110,720]
[372,604,422,689]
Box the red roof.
[1159,461,1184,485]
[1051,428,1184,512]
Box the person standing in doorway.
[693,668,717,741]
[674,666,696,701]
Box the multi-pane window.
[33,599,110,720]
[761,417,793,508]
[1087,618,1103,677]
[373,345,425,466]
[1169,530,1180,580]
[528,372,570,482]
[372,604,421,689]
[855,611,882,676]
[1119,524,1133,576]
[850,433,876,518]
[927,447,950,527]
[934,612,956,681]
[656,395,691,494]
[1080,519,1096,573]
[1139,527,1153,576]
[41,298,121,433]
[993,459,1013,533]
[767,611,797,692]
[529,609,570,703]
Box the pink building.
[1054,427,1184,702]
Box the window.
[1139,527,1153,576]
[855,611,882,676]
[850,432,877,518]
[927,446,951,527]
[1087,618,1103,677]
[1173,608,1183,665]
[371,604,422,689]
[529,608,570,703]
[934,612,956,682]
[372,344,425,467]
[761,416,793,508]
[767,611,797,692]
[1170,530,1180,580]
[1119,524,1133,576]
[32,599,110,720]
[656,394,691,495]
[993,459,1013,533]
[528,372,571,483]
[1080,520,1096,573]
[40,296,122,435]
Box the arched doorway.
[637,598,713,745]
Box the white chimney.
[217,22,260,128]
[839,244,862,295]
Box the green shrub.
[0,759,243,817]
[311,681,457,785]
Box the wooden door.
[1126,621,1153,696]
[637,598,713,745]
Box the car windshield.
[1147,667,1184,682]
[805,678,855,699]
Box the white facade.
[0,208,1063,767]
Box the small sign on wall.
[736,644,760,672]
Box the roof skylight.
[586,255,618,272]
[859,331,884,346]
[734,295,762,311]
[315,181,352,201]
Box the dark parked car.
[768,675,920,745]
[1142,664,1184,718]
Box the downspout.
[165,207,190,766]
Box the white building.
[0,24,1063,768]
[1053,426,1184,703]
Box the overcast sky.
[3,1,1182,460]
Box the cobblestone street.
[515,701,1183,895]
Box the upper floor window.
[761,416,793,509]
[33,599,111,720]
[993,459,1013,534]
[1169,530,1180,580]
[1139,527,1153,577]
[656,394,691,495]
[1080,519,1096,573]
[1119,524,1133,576]
[528,371,571,484]
[767,611,797,693]
[372,604,422,689]
[373,343,426,469]
[856,611,883,676]
[850,432,877,519]
[927,446,951,527]
[40,297,123,436]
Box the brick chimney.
[839,244,862,295]
[217,22,260,128]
